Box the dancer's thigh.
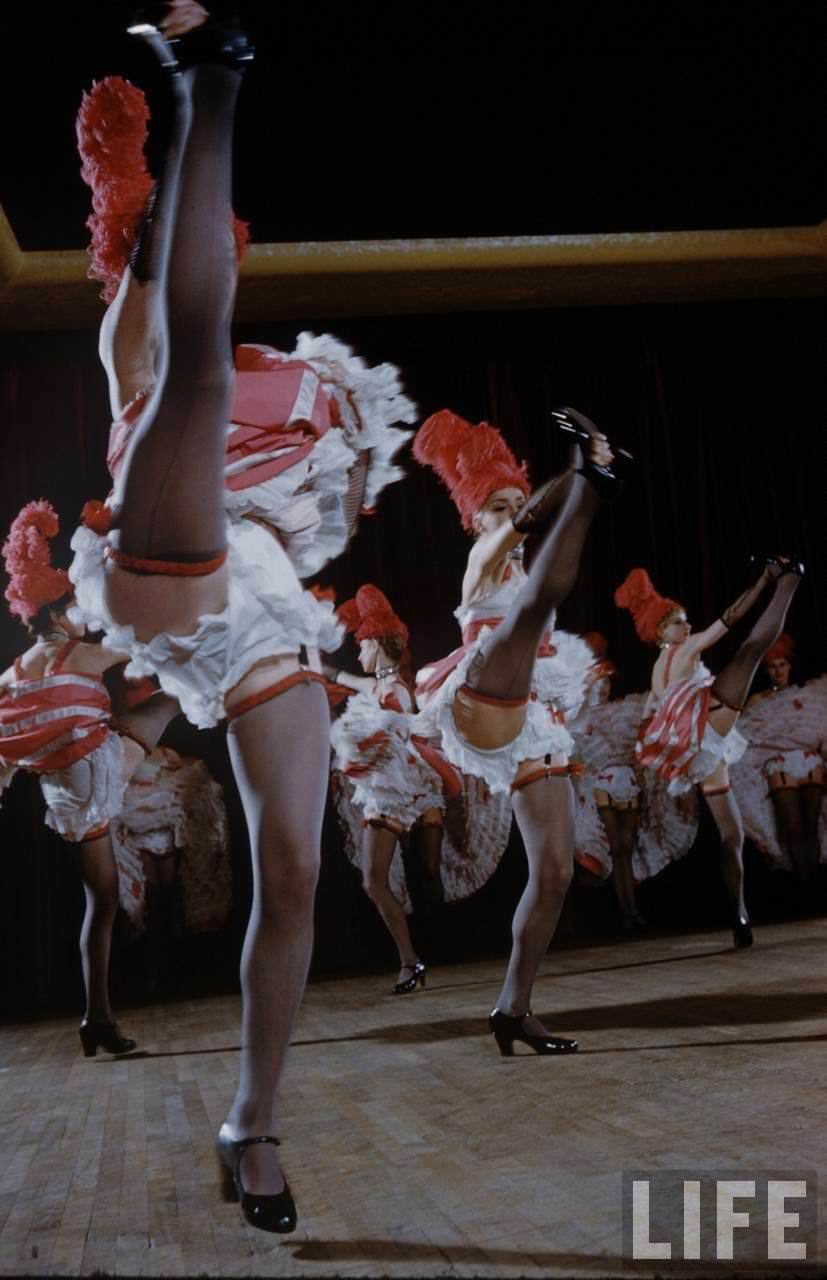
[104,561,229,640]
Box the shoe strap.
[234,1135,280,1152]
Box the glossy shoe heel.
[489,1008,578,1056]
[215,1129,297,1234]
[733,916,754,949]
[79,1019,138,1058]
[391,960,427,995]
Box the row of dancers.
[0,2,819,1236]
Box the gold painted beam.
[1,209,825,333]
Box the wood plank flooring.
[1,918,825,1277]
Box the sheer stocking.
[76,834,120,1022]
[222,680,329,1196]
[116,65,242,560]
[494,775,574,1033]
[362,824,418,967]
[710,575,801,723]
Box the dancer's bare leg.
[702,775,748,927]
[76,833,120,1022]
[362,824,419,973]
[105,47,244,636]
[494,774,574,1035]
[221,679,329,1196]
[709,573,802,735]
[599,806,642,926]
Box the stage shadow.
[287,1234,825,1275]
[291,989,827,1050]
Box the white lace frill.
[39,734,127,843]
[69,518,334,730]
[413,634,575,795]
[330,691,444,827]
[332,769,513,915]
[293,331,416,512]
[570,692,699,881]
[111,748,231,930]
[729,676,827,869]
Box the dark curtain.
[1,295,824,1019]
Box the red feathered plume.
[763,632,794,666]
[2,500,72,623]
[614,568,682,645]
[77,76,250,304]
[412,410,530,532]
[337,585,408,645]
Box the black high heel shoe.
[551,407,633,498]
[128,8,255,74]
[732,915,754,949]
[391,959,427,994]
[79,1019,137,1058]
[489,1008,578,1057]
[215,1129,297,1234]
[751,554,806,580]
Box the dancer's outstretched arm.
[462,518,524,600]
[683,564,773,659]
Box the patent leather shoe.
[489,1008,578,1056]
[215,1128,297,1234]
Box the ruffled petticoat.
[39,733,126,843]
[69,517,339,730]
[729,676,827,869]
[413,630,585,795]
[570,690,698,881]
[330,692,444,827]
[593,764,640,803]
[225,333,415,577]
[111,748,231,932]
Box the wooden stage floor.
[1,918,825,1278]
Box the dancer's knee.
[362,871,389,905]
[256,840,320,920]
[532,854,573,905]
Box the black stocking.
[702,789,747,918]
[711,575,801,712]
[467,473,601,702]
[76,834,120,1022]
[117,65,243,560]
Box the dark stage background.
[0,295,824,1019]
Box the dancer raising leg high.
[413,406,625,1055]
[616,555,803,946]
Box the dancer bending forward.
[0,502,146,1055]
[615,557,803,947]
[413,406,622,1056]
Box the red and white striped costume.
[636,653,746,796]
[0,639,126,841]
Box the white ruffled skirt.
[69,518,341,730]
[413,633,581,795]
[39,734,126,843]
[330,692,444,827]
